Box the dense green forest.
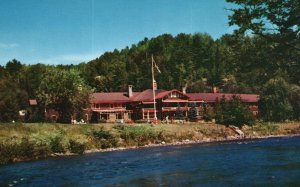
[0,0,299,122]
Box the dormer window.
[170,92,179,98]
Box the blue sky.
[0,0,235,65]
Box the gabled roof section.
[157,89,190,100]
[91,92,140,104]
[186,93,259,103]
[132,89,190,102]
[132,89,166,102]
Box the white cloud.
[0,43,19,49]
[34,52,103,65]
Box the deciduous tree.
[37,68,91,123]
[259,77,293,121]
[0,77,28,122]
[215,95,254,127]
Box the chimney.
[182,87,187,94]
[212,86,217,93]
[153,80,157,91]
[128,85,133,97]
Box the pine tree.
[188,102,198,122]
[175,103,185,120]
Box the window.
[117,113,123,119]
[143,104,154,108]
[101,104,110,108]
[114,103,123,108]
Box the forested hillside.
[1,33,298,95]
[78,33,299,93]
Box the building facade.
[89,85,259,123]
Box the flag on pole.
[154,62,161,73]
[152,56,161,73]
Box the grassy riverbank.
[0,122,299,165]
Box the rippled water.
[1,136,300,186]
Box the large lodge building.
[88,85,259,123]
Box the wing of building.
[87,85,259,123]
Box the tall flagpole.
[151,55,157,120]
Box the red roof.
[132,89,190,102]
[29,99,37,105]
[91,89,259,104]
[91,92,140,104]
[132,89,166,102]
[186,93,259,103]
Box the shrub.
[0,143,14,164]
[203,105,215,122]
[203,113,214,122]
[69,140,85,154]
[50,136,65,153]
[0,137,52,164]
[99,139,114,149]
[252,122,279,135]
[33,143,51,158]
[92,128,114,140]
[115,125,160,146]
[90,128,117,149]
[18,137,35,158]
[215,95,254,127]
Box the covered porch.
[92,109,133,123]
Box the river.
[1,136,300,186]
